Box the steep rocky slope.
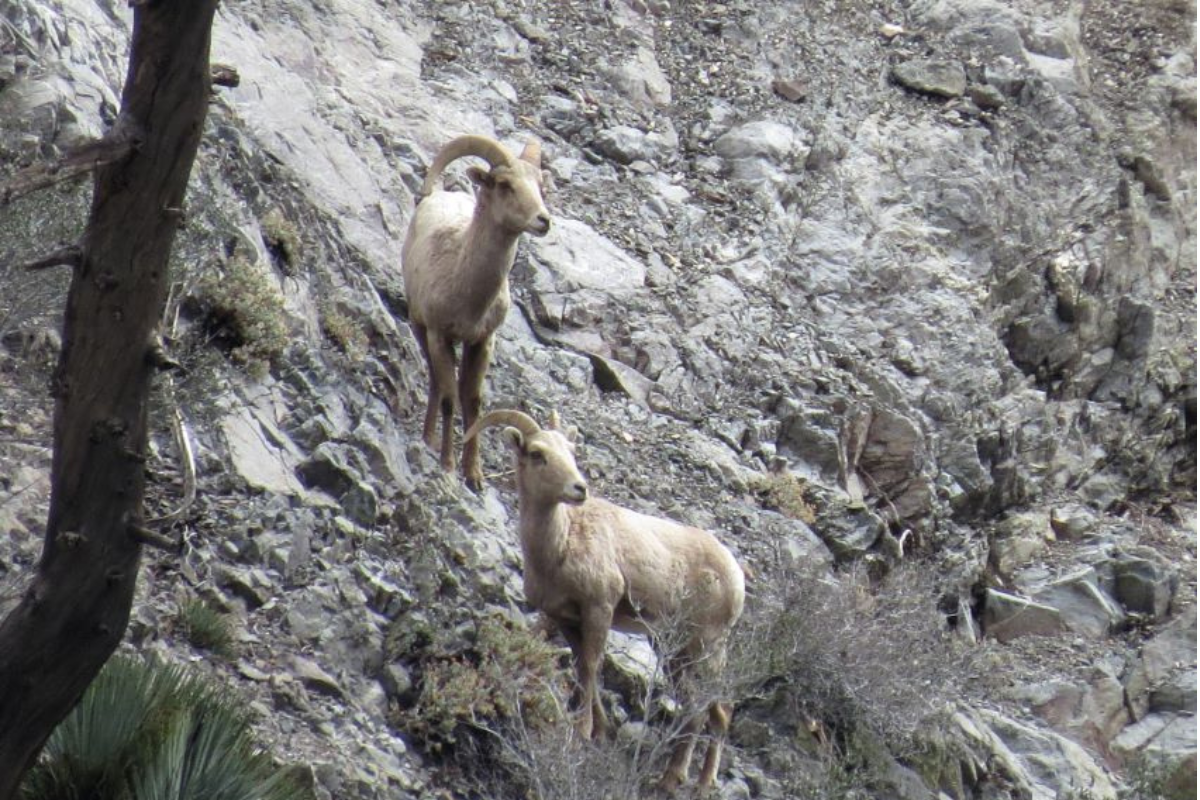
[0,0,1195,798]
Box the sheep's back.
[584,500,744,631]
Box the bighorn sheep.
[402,135,550,489]
[465,410,746,791]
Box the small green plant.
[259,207,302,267]
[1119,752,1192,800]
[406,614,568,753]
[20,654,302,800]
[196,255,288,376]
[753,471,818,523]
[319,302,368,361]
[177,598,235,658]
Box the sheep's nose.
[532,213,551,234]
[572,481,588,502]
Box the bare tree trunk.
[0,2,218,795]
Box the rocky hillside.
[0,0,1195,798]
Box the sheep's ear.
[501,426,525,453]
[467,165,494,188]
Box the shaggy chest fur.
[401,192,518,343]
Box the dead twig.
[146,390,197,525]
[210,63,240,88]
[0,115,141,207]
[16,244,82,272]
[147,291,197,525]
[127,523,182,553]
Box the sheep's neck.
[518,495,572,571]
[457,211,521,316]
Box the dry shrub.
[403,613,569,754]
[753,472,818,523]
[319,302,368,361]
[490,715,653,800]
[727,559,968,753]
[259,207,302,267]
[412,605,738,799]
[195,255,288,376]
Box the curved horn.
[463,409,541,444]
[420,135,515,196]
[518,139,542,167]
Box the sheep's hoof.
[655,772,685,796]
[464,474,484,494]
[573,715,595,740]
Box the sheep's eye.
[529,449,546,465]
[496,180,513,194]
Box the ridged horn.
[519,139,542,167]
[463,409,541,444]
[420,135,515,196]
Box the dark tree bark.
[0,2,218,795]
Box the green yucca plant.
[21,655,301,800]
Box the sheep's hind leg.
[659,651,703,792]
[426,333,459,471]
[696,701,732,789]
[659,715,703,793]
[458,336,493,491]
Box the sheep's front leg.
[425,333,459,471]
[411,324,439,449]
[561,610,611,739]
[458,335,493,491]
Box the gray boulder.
[1111,551,1176,620]
[1033,568,1126,639]
[1124,615,1197,720]
[891,59,968,98]
[712,120,808,185]
[983,589,1066,642]
[593,123,679,166]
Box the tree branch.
[127,523,181,553]
[17,244,83,272]
[0,115,142,208]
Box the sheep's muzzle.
[564,480,588,505]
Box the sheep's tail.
[463,409,541,444]
[420,135,514,197]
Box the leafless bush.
[413,561,968,797]
[726,558,969,755]
[489,714,651,800]
[488,621,734,800]
[418,602,740,800]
